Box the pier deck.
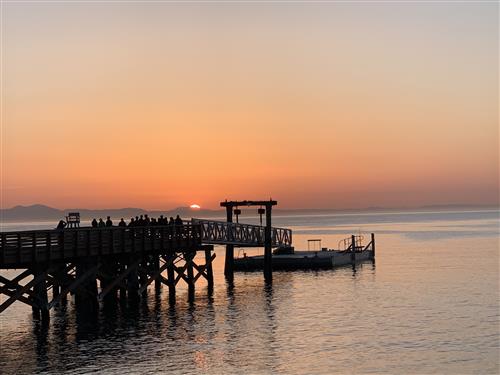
[0,217,293,319]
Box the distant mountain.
[0,204,223,223]
[1,204,64,221]
[0,203,496,223]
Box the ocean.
[0,209,498,374]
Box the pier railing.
[0,225,202,267]
[192,219,292,247]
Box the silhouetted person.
[118,218,126,227]
[175,214,183,226]
[91,218,98,228]
[98,218,105,228]
[138,215,144,226]
[128,218,135,227]
[151,218,157,226]
[105,216,113,227]
[158,215,165,225]
[169,217,175,225]
[144,214,150,226]
[56,220,67,230]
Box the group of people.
[89,214,184,228]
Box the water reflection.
[1,210,498,374]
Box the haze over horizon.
[2,2,498,210]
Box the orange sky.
[1,3,498,209]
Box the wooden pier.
[0,200,293,322]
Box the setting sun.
[190,204,201,209]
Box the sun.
[190,204,201,209]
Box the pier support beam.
[371,233,376,259]
[127,257,140,298]
[205,248,214,292]
[167,256,176,303]
[351,235,356,264]
[264,204,273,283]
[33,267,49,322]
[186,252,195,301]
[224,206,234,281]
[153,256,162,292]
[75,261,98,313]
[100,260,117,302]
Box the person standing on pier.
[56,220,67,230]
[118,218,126,227]
[91,218,98,228]
[128,218,135,227]
[98,218,105,227]
[106,216,113,227]
[175,214,183,226]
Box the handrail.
[0,220,294,267]
[0,224,203,267]
[338,234,364,251]
[192,218,292,247]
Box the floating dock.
[234,234,375,271]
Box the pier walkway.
[0,213,292,319]
[0,220,292,268]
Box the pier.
[0,200,292,322]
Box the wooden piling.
[153,256,161,291]
[167,256,176,303]
[371,233,376,259]
[186,252,195,301]
[75,261,98,312]
[33,267,49,321]
[118,262,127,300]
[351,235,356,264]
[224,206,234,281]
[264,204,273,283]
[204,249,214,291]
[100,260,117,301]
[127,259,140,298]
[139,259,148,297]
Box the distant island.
[0,203,497,223]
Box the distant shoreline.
[0,203,498,223]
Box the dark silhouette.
[151,218,157,226]
[118,218,126,227]
[169,217,175,225]
[98,218,105,228]
[138,215,144,226]
[105,216,113,227]
[144,214,150,226]
[175,215,183,226]
[56,220,66,230]
[91,218,98,228]
[128,218,135,227]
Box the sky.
[1,1,498,210]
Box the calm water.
[0,210,498,374]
